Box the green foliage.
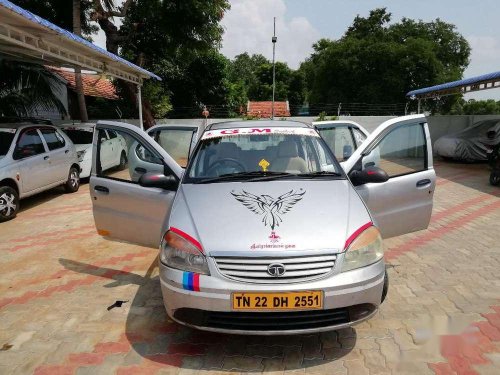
[300,8,471,113]
[316,111,327,121]
[11,0,97,38]
[141,80,173,118]
[447,99,500,115]
[0,60,66,117]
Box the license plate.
[231,291,323,311]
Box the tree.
[448,99,500,115]
[301,8,471,114]
[0,60,66,117]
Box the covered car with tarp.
[434,119,500,162]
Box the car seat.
[270,140,308,173]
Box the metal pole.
[271,17,277,120]
[417,99,421,114]
[137,84,143,130]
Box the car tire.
[118,151,127,171]
[381,270,389,303]
[490,172,500,186]
[64,167,80,193]
[0,186,19,222]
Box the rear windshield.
[62,128,94,144]
[0,129,16,157]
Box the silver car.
[0,122,80,222]
[90,115,435,334]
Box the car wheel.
[490,172,500,186]
[381,270,389,303]
[64,167,80,193]
[0,186,19,222]
[118,151,127,171]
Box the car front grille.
[212,254,336,283]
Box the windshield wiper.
[193,171,289,184]
[249,171,343,181]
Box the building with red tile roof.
[247,101,290,118]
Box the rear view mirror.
[139,172,179,191]
[349,167,389,186]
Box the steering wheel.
[206,158,246,176]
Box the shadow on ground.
[60,258,356,371]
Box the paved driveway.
[0,162,499,374]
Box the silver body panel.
[90,116,435,334]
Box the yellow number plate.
[232,291,323,311]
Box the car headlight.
[160,229,210,275]
[341,225,383,272]
[76,150,86,162]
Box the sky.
[95,0,500,100]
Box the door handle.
[135,167,147,174]
[94,185,110,193]
[416,179,431,187]
[44,156,49,160]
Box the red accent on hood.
[169,227,203,253]
[344,222,373,250]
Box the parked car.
[59,123,128,178]
[0,122,80,222]
[89,115,435,334]
[434,119,500,162]
[313,120,369,162]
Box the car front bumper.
[159,258,385,335]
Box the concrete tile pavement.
[0,162,498,374]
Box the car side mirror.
[139,172,179,191]
[343,145,353,161]
[349,167,389,186]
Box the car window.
[14,129,46,159]
[317,126,356,161]
[156,129,194,167]
[40,128,65,151]
[62,128,94,144]
[363,122,426,178]
[0,129,16,157]
[97,128,163,183]
[352,128,367,147]
[186,127,340,181]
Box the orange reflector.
[97,229,110,236]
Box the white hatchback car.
[59,123,128,178]
[0,122,80,222]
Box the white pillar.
[137,84,143,130]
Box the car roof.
[0,123,56,130]
[312,120,362,128]
[58,122,96,128]
[207,120,311,130]
[147,123,203,133]
[0,117,53,125]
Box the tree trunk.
[72,0,88,122]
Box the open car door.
[90,121,183,248]
[342,115,435,238]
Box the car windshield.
[62,128,94,144]
[0,129,16,157]
[185,126,342,183]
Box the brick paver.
[0,162,499,374]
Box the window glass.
[364,123,426,177]
[107,130,118,139]
[40,128,65,150]
[317,126,355,161]
[0,129,16,157]
[97,128,163,183]
[157,129,194,167]
[352,128,367,147]
[14,129,45,159]
[62,128,93,144]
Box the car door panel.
[39,128,69,182]
[90,121,183,248]
[343,115,435,238]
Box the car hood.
[169,180,371,255]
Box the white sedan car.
[60,123,128,178]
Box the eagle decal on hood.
[231,189,305,230]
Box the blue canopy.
[0,0,160,82]
[407,71,500,99]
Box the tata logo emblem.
[267,263,286,277]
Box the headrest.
[216,142,239,158]
[277,140,299,157]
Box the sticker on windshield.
[202,127,319,140]
[259,159,270,172]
